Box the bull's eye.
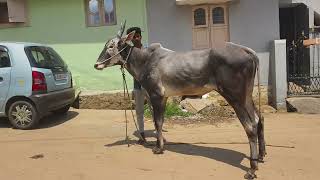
[109,45,114,49]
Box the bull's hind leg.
[221,93,259,179]
[149,94,167,154]
[234,103,259,179]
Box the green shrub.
[144,102,193,118]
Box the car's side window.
[0,49,11,68]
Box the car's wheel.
[8,101,40,130]
[53,105,70,115]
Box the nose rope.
[120,46,133,68]
[96,45,130,65]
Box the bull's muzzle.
[94,63,105,70]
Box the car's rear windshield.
[25,46,66,69]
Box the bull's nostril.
[94,64,98,68]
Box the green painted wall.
[0,0,148,91]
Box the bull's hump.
[149,43,162,48]
[148,43,174,53]
[147,43,162,52]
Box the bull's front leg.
[149,94,167,154]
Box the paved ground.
[0,109,319,180]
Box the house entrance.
[192,4,229,49]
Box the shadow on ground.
[39,111,79,129]
[0,110,79,129]
[105,133,249,173]
[0,117,11,128]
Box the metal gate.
[287,29,320,96]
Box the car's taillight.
[32,71,47,92]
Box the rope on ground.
[120,61,144,147]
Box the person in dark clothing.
[126,27,146,144]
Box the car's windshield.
[25,46,66,69]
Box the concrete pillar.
[256,52,270,86]
[309,7,314,28]
[271,40,287,109]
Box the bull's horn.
[117,20,126,38]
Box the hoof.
[258,157,265,163]
[244,170,257,179]
[137,138,147,145]
[258,151,267,162]
[152,147,164,154]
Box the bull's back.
[149,44,256,97]
[157,49,216,96]
[211,43,256,66]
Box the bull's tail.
[254,53,261,118]
[229,43,266,161]
[242,46,261,117]
[246,48,267,160]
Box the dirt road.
[0,109,319,180]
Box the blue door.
[0,47,11,113]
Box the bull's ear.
[121,30,135,46]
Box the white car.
[0,42,75,129]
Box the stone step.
[287,97,320,114]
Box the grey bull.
[94,23,266,179]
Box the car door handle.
[0,77,3,82]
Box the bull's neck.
[120,46,147,80]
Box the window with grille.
[194,8,206,26]
[212,7,225,24]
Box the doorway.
[192,4,229,50]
